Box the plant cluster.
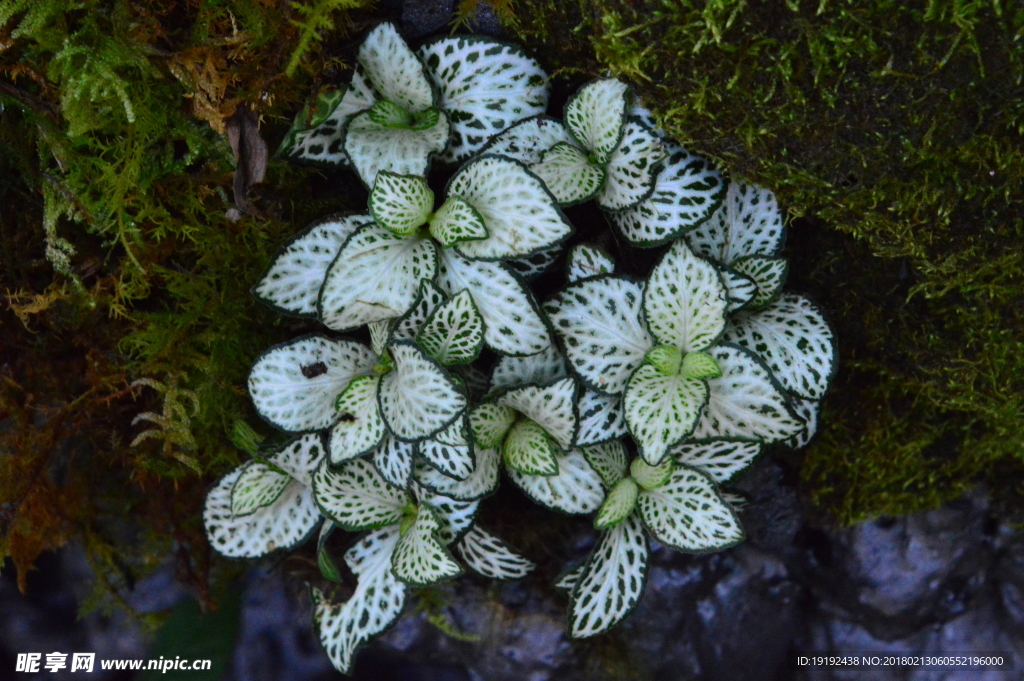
[203,22,836,673]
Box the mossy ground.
[1,0,1022,624]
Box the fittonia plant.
[204,22,838,675]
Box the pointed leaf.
[713,262,758,313]
[253,214,369,317]
[319,223,438,331]
[391,505,462,586]
[502,418,560,476]
[784,396,821,450]
[416,289,485,365]
[544,276,653,395]
[670,439,762,484]
[624,365,708,465]
[329,375,386,464]
[415,446,500,501]
[582,440,629,488]
[476,115,573,165]
[637,465,743,552]
[576,389,627,447]
[731,255,787,308]
[506,242,563,281]
[455,525,535,580]
[720,294,837,400]
[686,181,785,264]
[595,478,639,529]
[369,172,434,236]
[204,467,320,558]
[469,403,517,448]
[317,520,342,583]
[691,344,805,443]
[566,244,615,283]
[495,377,578,450]
[438,251,551,355]
[344,109,450,188]
[428,196,488,247]
[530,142,606,206]
[490,345,568,393]
[311,527,406,674]
[449,155,573,260]
[372,435,416,489]
[379,341,467,441]
[391,279,446,343]
[248,335,376,433]
[278,72,376,166]
[311,458,410,531]
[415,484,480,545]
[230,462,290,516]
[419,418,475,480]
[269,433,328,488]
[418,36,549,163]
[597,117,665,211]
[609,143,725,247]
[644,240,727,352]
[369,320,391,358]
[357,23,434,113]
[554,563,585,592]
[567,513,648,638]
[506,449,604,514]
[564,78,629,165]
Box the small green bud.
[368,99,413,128]
[399,502,418,536]
[411,107,441,131]
[502,418,559,476]
[373,350,395,376]
[594,478,639,529]
[630,457,674,490]
[681,351,722,380]
[469,404,518,448]
[645,344,683,376]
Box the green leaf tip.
[681,351,722,380]
[630,457,674,490]
[595,477,638,529]
[645,345,682,376]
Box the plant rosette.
[310,457,532,673]
[279,23,549,185]
[544,240,806,464]
[480,78,666,210]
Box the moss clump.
[511,0,1024,523]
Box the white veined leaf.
[785,395,821,450]
[418,36,549,164]
[731,255,788,308]
[438,250,551,356]
[416,289,485,366]
[543,276,653,395]
[636,465,744,552]
[343,109,450,189]
[248,335,376,433]
[204,466,321,558]
[630,103,659,135]
[644,240,727,353]
[685,181,785,264]
[670,439,762,484]
[719,491,748,511]
[269,432,328,488]
[529,142,606,206]
[720,294,837,400]
[554,562,585,592]
[490,345,568,393]
[595,478,639,529]
[230,462,290,517]
[506,448,604,514]
[506,242,563,281]
[278,72,375,166]
[414,484,480,545]
[414,446,500,501]
[469,403,518,448]
[419,422,475,480]
[502,418,560,476]
[328,376,386,465]
[379,341,467,441]
[319,223,438,331]
[582,439,629,488]
[252,214,369,317]
[495,377,578,450]
[597,117,665,211]
[563,78,629,165]
[576,389,627,447]
[624,365,709,465]
[609,143,725,247]
[428,196,488,247]
[311,527,406,674]
[369,321,391,358]
[311,458,410,531]
[691,343,805,442]
[391,279,447,343]
[372,435,416,489]
[567,513,648,638]
[357,23,435,113]
[449,155,573,261]
[475,115,573,165]
[368,171,434,236]
[455,525,535,580]
[391,505,462,586]
[566,244,615,284]
[713,262,758,313]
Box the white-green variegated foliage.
[205,22,838,673]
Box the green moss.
[513,0,1024,523]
